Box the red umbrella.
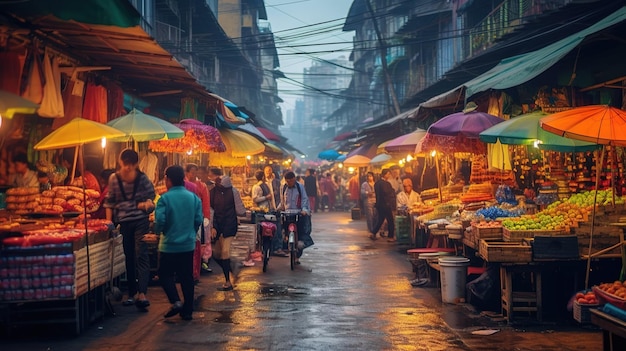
[256,127,281,142]
[333,131,356,141]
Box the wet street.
[3,212,602,350]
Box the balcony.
[469,0,572,57]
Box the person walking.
[185,163,212,276]
[208,168,246,291]
[360,171,376,233]
[370,168,396,242]
[104,149,155,310]
[303,169,318,213]
[154,165,203,321]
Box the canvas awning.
[421,6,626,108]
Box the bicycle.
[256,212,277,273]
[281,210,301,270]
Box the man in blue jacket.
[154,165,203,321]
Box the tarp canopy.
[421,6,626,108]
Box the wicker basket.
[573,300,599,324]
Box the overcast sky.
[265,0,354,114]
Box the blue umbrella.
[224,101,249,119]
[318,149,340,160]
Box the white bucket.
[438,256,470,303]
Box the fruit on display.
[597,281,626,299]
[477,205,525,220]
[575,291,598,305]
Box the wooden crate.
[472,224,503,240]
[478,239,532,262]
[502,228,565,242]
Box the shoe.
[217,285,233,291]
[201,262,212,273]
[273,250,288,257]
[379,232,387,238]
[180,314,193,321]
[387,238,397,242]
[295,259,301,265]
[410,278,429,287]
[135,299,150,309]
[122,298,135,306]
[368,234,377,241]
[164,302,183,318]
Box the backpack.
[282,182,302,209]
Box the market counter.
[0,232,124,335]
[591,309,626,351]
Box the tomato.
[575,292,585,299]
[577,298,590,304]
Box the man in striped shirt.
[104,149,156,310]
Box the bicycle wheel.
[262,237,271,273]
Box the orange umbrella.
[540,105,626,146]
[540,105,626,288]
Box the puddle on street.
[260,284,309,296]
[214,310,238,324]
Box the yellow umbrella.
[34,117,127,150]
[0,90,39,119]
[219,129,265,157]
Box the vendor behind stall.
[7,153,38,188]
[396,178,422,212]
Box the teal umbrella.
[107,108,184,142]
[479,111,599,152]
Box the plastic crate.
[573,300,599,324]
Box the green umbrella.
[107,108,184,142]
[479,111,599,152]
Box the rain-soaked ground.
[1,212,602,350]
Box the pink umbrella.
[384,129,427,154]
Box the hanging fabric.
[180,97,198,120]
[54,73,85,129]
[0,51,25,94]
[21,45,45,104]
[38,51,65,118]
[82,82,108,123]
[487,140,512,171]
[105,81,126,120]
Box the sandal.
[217,284,233,291]
[122,298,135,306]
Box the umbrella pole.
[435,152,442,202]
[585,146,605,289]
[70,145,79,184]
[79,143,93,321]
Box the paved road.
[2,212,602,350]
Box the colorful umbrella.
[343,143,378,166]
[384,129,428,154]
[333,131,356,141]
[540,105,626,146]
[219,128,265,157]
[0,89,39,119]
[256,127,281,142]
[419,111,504,154]
[107,108,184,142]
[539,105,626,288]
[370,153,392,165]
[34,117,126,150]
[318,149,341,160]
[238,124,270,142]
[149,119,226,153]
[479,111,599,152]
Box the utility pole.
[365,0,401,116]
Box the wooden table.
[591,309,626,351]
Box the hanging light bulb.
[533,140,543,148]
[186,149,193,155]
[430,150,437,157]
[101,137,107,149]
[406,154,413,162]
